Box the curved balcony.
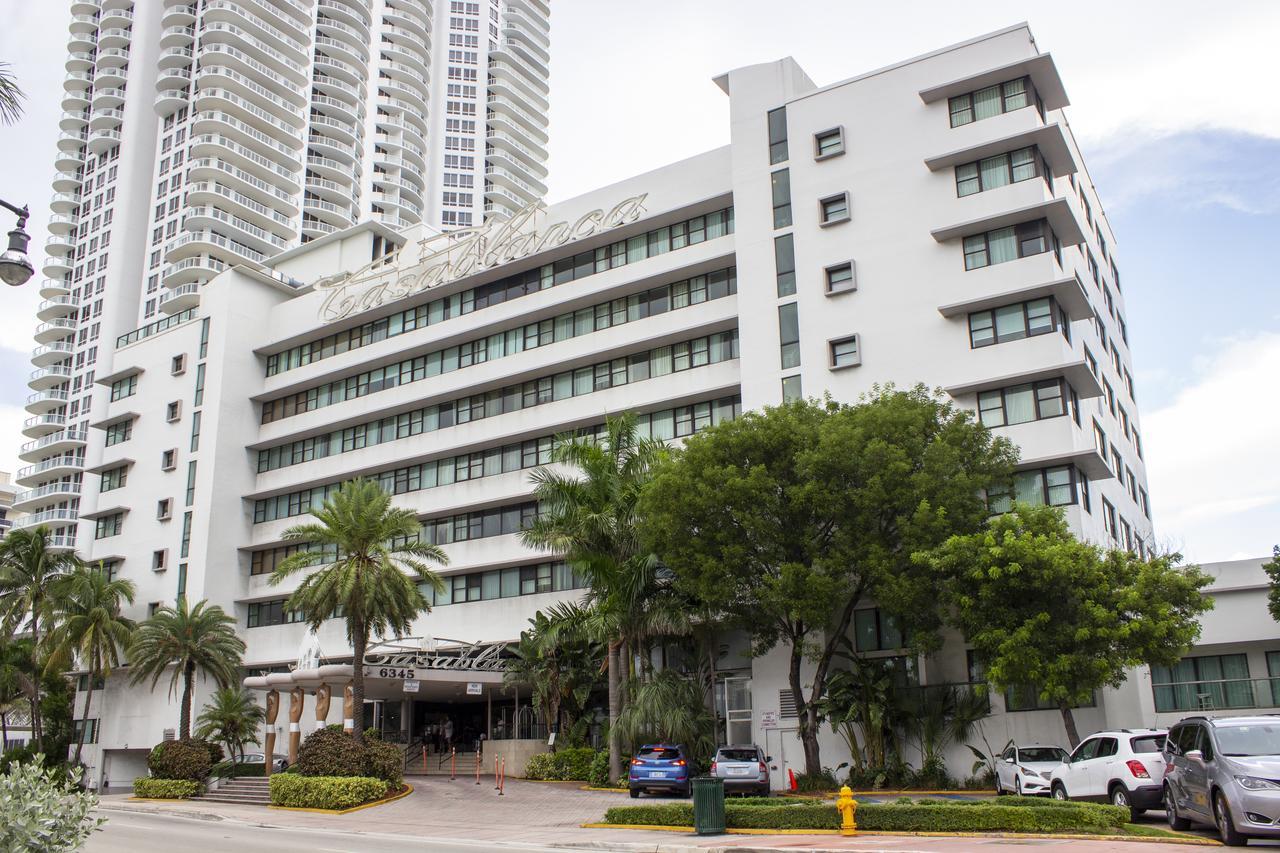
[87,128,122,153]
[92,87,126,109]
[70,0,101,15]
[484,184,528,213]
[31,342,74,367]
[380,3,428,39]
[487,96,549,143]
[188,134,301,192]
[487,77,550,121]
[97,27,131,50]
[185,181,293,233]
[378,36,429,76]
[42,256,74,278]
[24,389,68,416]
[305,154,359,184]
[379,60,427,89]
[306,132,359,165]
[63,71,94,92]
[303,175,355,206]
[183,205,289,255]
[156,65,191,91]
[162,2,196,27]
[202,1,310,60]
[61,90,91,113]
[504,29,550,75]
[99,5,133,27]
[166,229,268,267]
[159,282,201,314]
[88,108,124,131]
[68,14,100,34]
[67,29,97,54]
[57,130,87,152]
[39,279,72,299]
[47,213,78,236]
[52,171,83,193]
[313,72,363,102]
[310,93,361,125]
[28,365,72,392]
[23,413,68,439]
[16,450,83,484]
[376,77,427,113]
[487,63,550,111]
[36,296,78,321]
[49,191,81,215]
[94,66,127,90]
[314,34,368,67]
[154,88,190,114]
[159,25,195,48]
[486,129,547,174]
[187,157,300,214]
[65,52,96,74]
[302,195,356,231]
[96,46,130,67]
[161,255,226,287]
[12,507,80,528]
[158,45,193,69]
[33,318,78,344]
[312,53,364,88]
[19,429,87,462]
[301,218,339,240]
[486,148,548,192]
[318,0,372,35]
[307,113,359,147]
[198,22,307,82]
[53,146,86,172]
[12,482,83,514]
[45,233,76,256]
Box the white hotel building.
[52,25,1261,789]
[16,0,550,571]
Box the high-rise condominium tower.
[16,0,550,546]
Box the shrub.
[0,758,103,851]
[210,761,265,779]
[793,769,838,792]
[269,775,387,810]
[0,745,38,774]
[603,800,1130,833]
[551,747,597,781]
[200,740,225,765]
[133,778,201,799]
[523,752,555,780]
[588,750,610,787]
[147,739,213,781]
[296,727,366,778]
[363,738,403,788]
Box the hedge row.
[269,774,388,810]
[524,747,598,781]
[133,778,201,799]
[603,801,1129,833]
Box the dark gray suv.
[1163,715,1280,846]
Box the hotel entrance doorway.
[412,700,487,754]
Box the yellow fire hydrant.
[836,785,858,836]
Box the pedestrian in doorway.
[444,717,454,751]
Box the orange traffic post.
[494,755,500,790]
[422,745,426,773]
[450,747,456,781]
[475,750,481,785]
[499,757,505,796]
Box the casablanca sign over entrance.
[316,194,649,323]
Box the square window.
[781,374,802,403]
[814,127,844,159]
[171,354,186,375]
[162,449,177,471]
[157,499,172,521]
[819,193,850,226]
[825,261,855,295]
[166,400,181,422]
[829,335,860,369]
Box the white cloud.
[1144,333,1280,563]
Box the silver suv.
[1163,715,1280,846]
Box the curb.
[580,823,1222,846]
[100,802,226,822]
[269,782,414,815]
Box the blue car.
[629,743,691,798]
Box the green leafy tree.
[815,657,908,774]
[129,599,245,741]
[270,479,447,745]
[520,414,669,782]
[919,503,1214,746]
[1264,545,1280,622]
[37,669,74,771]
[641,389,1016,775]
[0,636,35,751]
[0,527,84,750]
[45,565,136,766]
[196,688,265,764]
[504,604,604,749]
[614,670,717,769]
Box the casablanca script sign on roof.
[316,194,649,323]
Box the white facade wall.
[49,25,1234,788]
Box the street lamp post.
[0,198,34,287]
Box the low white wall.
[486,738,548,778]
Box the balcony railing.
[1152,677,1280,714]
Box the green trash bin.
[692,775,726,835]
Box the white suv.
[1049,729,1168,819]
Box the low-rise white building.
[53,24,1252,789]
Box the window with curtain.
[1152,654,1254,712]
[948,77,1036,127]
[968,298,1057,348]
[963,220,1052,270]
[978,379,1067,427]
[955,146,1042,196]
[987,465,1079,514]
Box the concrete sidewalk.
[95,779,1230,852]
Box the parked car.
[628,743,691,798]
[1049,728,1167,819]
[235,752,288,772]
[1163,715,1280,846]
[710,745,771,796]
[995,743,1069,796]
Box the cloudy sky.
[1,1,1276,562]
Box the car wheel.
[629,787,639,799]
[1164,785,1191,831]
[1051,782,1068,801]
[1015,777,1023,797]
[1214,792,1247,847]
[1110,785,1141,822]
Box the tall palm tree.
[0,526,83,749]
[0,61,25,125]
[0,635,35,750]
[504,604,604,749]
[45,565,136,766]
[520,414,667,782]
[129,598,244,741]
[196,688,265,764]
[270,479,447,745]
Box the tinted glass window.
[1216,724,1280,757]
[1131,735,1166,754]
[638,747,682,760]
[1177,725,1202,754]
[1019,747,1067,763]
[1096,737,1118,758]
[1072,739,1101,762]
[717,748,759,762]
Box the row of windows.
[948,76,1037,128]
[986,464,1091,515]
[968,296,1069,349]
[977,379,1073,428]
[109,374,136,401]
[1152,652,1279,713]
[963,219,1058,270]
[955,146,1045,197]
[248,561,582,627]
[253,396,742,523]
[257,329,739,471]
[260,269,738,424]
[264,207,735,375]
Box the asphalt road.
[85,810,584,853]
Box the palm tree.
[196,688,265,765]
[0,635,35,750]
[270,479,447,745]
[129,598,244,741]
[0,526,83,749]
[0,61,25,125]
[520,414,667,782]
[45,565,136,766]
[504,605,605,749]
